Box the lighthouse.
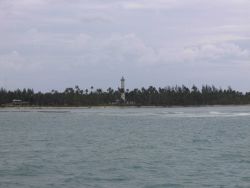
[120,76,125,102]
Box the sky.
[0,0,250,92]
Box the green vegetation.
[1,85,250,106]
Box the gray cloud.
[0,0,250,91]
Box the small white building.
[12,99,22,105]
[12,99,29,106]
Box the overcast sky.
[0,0,250,92]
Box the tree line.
[1,85,250,106]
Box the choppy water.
[1,106,250,188]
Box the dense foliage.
[1,85,250,106]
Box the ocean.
[0,106,250,188]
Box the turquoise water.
[0,106,250,188]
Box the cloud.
[0,0,250,91]
[121,0,181,10]
[120,0,250,11]
[0,31,249,71]
[0,50,43,71]
[0,51,24,69]
[182,43,250,63]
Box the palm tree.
[90,86,94,94]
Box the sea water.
[0,106,250,188]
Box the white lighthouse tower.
[120,76,125,102]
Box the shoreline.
[1,104,250,109]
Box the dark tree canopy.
[1,85,250,106]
